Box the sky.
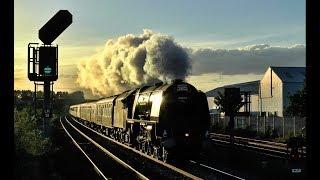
[14,0,305,98]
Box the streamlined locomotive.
[69,79,210,162]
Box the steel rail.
[64,117,149,180]
[68,116,202,180]
[60,117,108,180]
[210,133,306,155]
[210,138,288,159]
[211,133,286,146]
[211,133,305,148]
[189,160,246,180]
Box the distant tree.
[69,91,85,101]
[21,90,33,103]
[14,89,86,117]
[52,91,85,115]
[14,90,19,106]
[214,89,244,144]
[14,90,33,109]
[14,108,51,156]
[14,90,21,98]
[36,91,44,99]
[55,91,69,99]
[285,82,306,117]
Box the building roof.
[271,66,305,83]
[205,66,305,97]
[206,80,260,97]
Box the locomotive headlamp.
[163,130,168,137]
[146,125,153,131]
[185,133,189,137]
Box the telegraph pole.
[28,10,72,135]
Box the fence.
[210,114,306,139]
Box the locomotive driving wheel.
[162,147,168,162]
[124,130,130,144]
[146,142,152,155]
[140,142,145,152]
[153,146,159,159]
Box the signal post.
[28,10,72,134]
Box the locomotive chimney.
[172,79,183,84]
[154,81,163,87]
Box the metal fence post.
[282,117,285,138]
[237,117,239,129]
[242,117,245,129]
[241,117,243,129]
[211,114,214,124]
[243,116,245,128]
[264,116,266,134]
[235,117,238,129]
[272,115,275,132]
[293,116,296,137]
[257,115,259,133]
[248,115,251,128]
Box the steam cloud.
[77,29,305,97]
[77,29,190,96]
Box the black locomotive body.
[69,79,210,161]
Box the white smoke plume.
[77,29,190,96]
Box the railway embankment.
[14,108,100,180]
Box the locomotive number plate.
[178,97,187,100]
[177,84,188,91]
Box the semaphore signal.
[27,10,72,134]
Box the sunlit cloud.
[14,41,305,98]
[186,73,263,92]
[187,44,305,75]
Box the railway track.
[63,116,200,179]
[171,158,248,180]
[64,116,247,179]
[188,160,245,180]
[209,133,306,159]
[60,117,147,179]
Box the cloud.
[186,72,263,92]
[15,29,302,98]
[77,29,190,97]
[188,44,305,75]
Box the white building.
[206,66,305,117]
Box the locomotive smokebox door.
[39,46,58,80]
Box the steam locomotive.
[69,79,210,162]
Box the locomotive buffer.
[28,10,72,134]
